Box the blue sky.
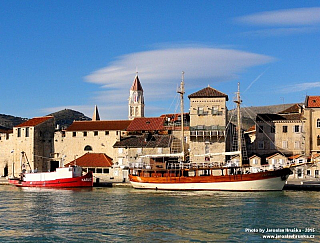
[1,1,320,120]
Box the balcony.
[190,125,225,137]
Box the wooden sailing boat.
[129,74,292,191]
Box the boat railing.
[129,162,151,169]
[129,162,226,170]
[167,162,224,169]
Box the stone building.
[0,116,55,177]
[187,86,229,164]
[251,104,305,157]
[53,119,132,166]
[113,117,174,171]
[304,96,320,155]
[65,152,115,182]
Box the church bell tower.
[128,72,144,120]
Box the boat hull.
[129,168,291,191]
[8,172,93,188]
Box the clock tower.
[128,73,144,120]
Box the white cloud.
[236,7,320,26]
[280,82,320,93]
[240,27,318,37]
[85,46,275,99]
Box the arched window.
[317,119,320,128]
[84,145,93,151]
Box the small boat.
[129,75,292,191]
[8,166,93,188]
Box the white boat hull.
[130,176,287,191]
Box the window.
[83,131,87,137]
[118,148,124,154]
[88,168,95,173]
[297,169,302,177]
[84,145,93,151]
[96,168,102,173]
[271,126,275,133]
[137,148,142,154]
[62,131,66,137]
[25,127,29,137]
[294,125,300,133]
[317,119,320,128]
[315,170,319,178]
[198,107,204,115]
[212,106,219,115]
[94,131,98,136]
[17,128,21,137]
[258,141,264,149]
[282,141,288,149]
[105,131,109,135]
[258,126,263,133]
[317,136,320,146]
[271,159,276,165]
[252,159,257,165]
[294,141,300,149]
[205,143,210,154]
[72,132,76,137]
[283,126,288,133]
[103,168,109,174]
[307,170,311,176]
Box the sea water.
[0,186,319,242]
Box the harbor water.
[0,186,319,242]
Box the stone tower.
[92,105,100,121]
[128,73,145,120]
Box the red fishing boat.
[8,166,93,188]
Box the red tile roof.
[279,104,302,114]
[65,153,113,167]
[246,125,255,133]
[312,153,320,159]
[66,120,131,131]
[306,96,320,108]
[288,154,303,160]
[126,117,165,131]
[188,86,228,101]
[266,153,284,160]
[15,116,54,128]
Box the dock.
[284,179,320,191]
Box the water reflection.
[0,186,319,242]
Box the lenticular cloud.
[85,47,275,90]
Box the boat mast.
[178,71,185,161]
[235,82,242,166]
